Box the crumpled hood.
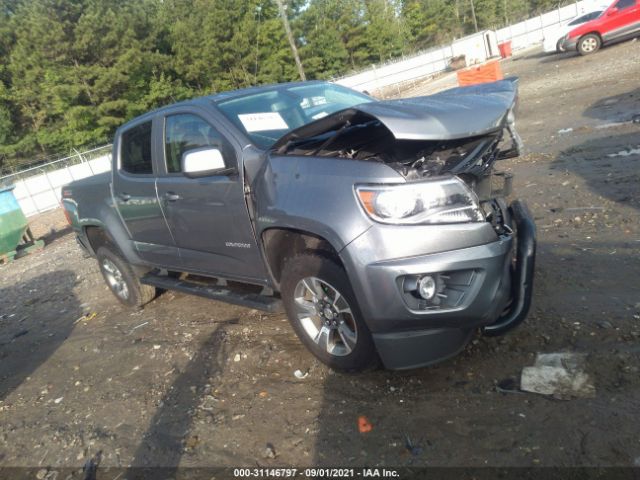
[356,77,519,140]
[273,77,519,149]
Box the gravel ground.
[1,40,639,473]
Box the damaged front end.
[272,78,522,233]
[270,77,535,339]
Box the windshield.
[568,10,603,25]
[216,83,373,149]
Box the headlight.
[356,176,484,225]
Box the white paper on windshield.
[312,111,329,120]
[238,112,288,132]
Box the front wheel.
[280,252,379,371]
[96,246,156,307]
[577,34,601,55]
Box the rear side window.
[614,0,635,9]
[120,122,153,174]
[164,113,223,173]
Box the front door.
[112,117,180,267]
[155,109,267,282]
[601,0,640,42]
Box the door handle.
[164,192,182,202]
[118,193,131,202]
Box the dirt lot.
[1,40,639,473]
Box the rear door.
[112,117,180,267]
[155,107,268,282]
[600,0,640,41]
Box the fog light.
[417,275,437,300]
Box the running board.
[141,274,283,313]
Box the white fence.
[336,0,605,94]
[496,0,607,47]
[335,44,455,94]
[0,145,112,217]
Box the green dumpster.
[0,185,43,262]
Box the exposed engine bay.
[270,77,522,184]
[275,110,520,181]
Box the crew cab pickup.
[61,80,536,371]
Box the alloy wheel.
[293,276,358,356]
[101,258,130,300]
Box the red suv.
[561,0,640,54]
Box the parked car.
[61,80,536,371]
[542,8,606,53]
[561,0,640,54]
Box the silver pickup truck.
[61,80,536,371]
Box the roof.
[208,80,326,103]
[118,80,328,132]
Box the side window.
[120,122,153,174]
[614,0,634,10]
[164,113,224,173]
[569,11,599,25]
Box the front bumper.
[341,200,536,370]
[559,36,578,51]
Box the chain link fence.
[0,144,112,217]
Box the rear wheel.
[280,252,378,371]
[577,34,601,55]
[96,246,156,307]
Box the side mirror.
[181,147,233,177]
[607,7,617,15]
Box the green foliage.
[0,0,573,169]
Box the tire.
[96,246,156,307]
[556,39,563,53]
[280,252,379,371]
[577,34,601,55]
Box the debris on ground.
[607,147,640,158]
[358,415,373,433]
[404,435,424,456]
[74,312,97,325]
[82,450,102,480]
[127,321,148,335]
[293,369,308,379]
[12,329,29,339]
[520,353,595,398]
[184,435,200,451]
[496,377,525,394]
[263,443,277,459]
